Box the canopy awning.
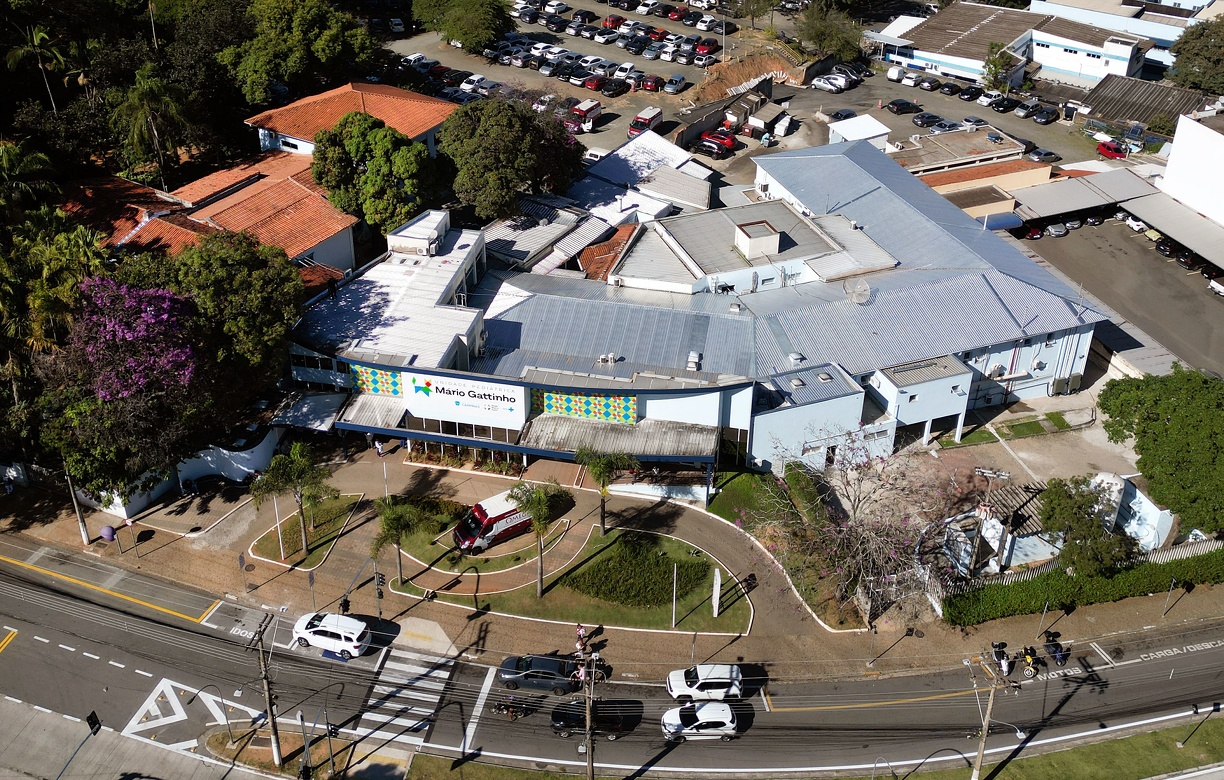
[272,392,348,432]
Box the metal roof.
[658,201,838,276]
[336,392,406,429]
[1081,75,1207,126]
[766,364,860,408]
[614,228,698,286]
[532,217,615,275]
[566,177,672,226]
[829,114,890,141]
[882,354,972,387]
[902,2,1047,60]
[484,199,584,267]
[635,165,712,210]
[520,415,720,458]
[1122,191,1224,265]
[1011,167,1158,219]
[272,392,347,432]
[587,130,691,188]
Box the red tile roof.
[578,224,638,281]
[245,82,456,145]
[61,177,185,247]
[919,159,1050,187]
[206,177,358,259]
[123,213,218,254]
[172,151,313,206]
[298,263,346,300]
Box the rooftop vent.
[817,372,833,383]
[788,352,805,366]
[790,377,805,388]
[729,302,742,314]
[686,351,701,371]
[734,220,780,259]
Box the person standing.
[375,440,385,458]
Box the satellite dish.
[843,277,872,305]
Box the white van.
[886,65,905,82]
[452,490,533,553]
[628,106,663,138]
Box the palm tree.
[508,479,571,598]
[370,496,426,585]
[250,442,338,558]
[6,26,65,116]
[0,141,58,225]
[110,62,187,190]
[574,447,638,536]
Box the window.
[865,430,888,441]
[1035,42,1049,48]
[1063,48,1077,54]
[280,139,299,150]
[335,361,350,374]
[441,420,458,436]
[951,384,961,394]
[1086,52,1101,59]
[909,394,919,403]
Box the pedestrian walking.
[375,440,385,458]
[365,432,374,448]
[576,623,587,644]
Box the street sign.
[238,553,246,569]
[86,711,101,735]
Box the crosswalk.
[348,646,455,758]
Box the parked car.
[1032,106,1060,125]
[585,73,608,90]
[389,17,406,32]
[1097,140,1127,159]
[828,109,856,122]
[939,81,962,95]
[669,5,690,18]
[667,664,744,700]
[701,128,737,149]
[912,112,942,127]
[958,85,984,102]
[810,76,842,93]
[1202,263,1224,280]
[1012,99,1041,118]
[573,8,599,21]
[697,37,719,53]
[594,28,620,43]
[1123,214,1148,232]
[519,8,540,22]
[498,655,580,695]
[601,78,629,96]
[900,71,921,87]
[1084,212,1105,226]
[1176,249,1206,271]
[689,138,730,159]
[962,115,987,127]
[1024,225,1043,240]
[637,0,660,13]
[929,120,963,134]
[1155,236,1180,258]
[661,702,738,742]
[604,13,626,26]
[551,699,631,739]
[976,89,1003,106]
[887,98,921,115]
[693,53,715,66]
[653,3,676,16]
[991,96,1021,113]
[292,612,371,660]
[696,13,717,29]
[663,73,686,93]
[641,74,665,91]
[682,10,703,24]
[1027,148,1062,163]
[1045,222,1069,238]
[545,0,569,12]
[917,76,941,91]
[1064,216,1084,230]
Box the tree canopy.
[1170,18,1224,94]
[415,0,515,53]
[251,442,338,556]
[1040,476,1136,577]
[1097,365,1224,533]
[438,99,586,220]
[311,112,441,234]
[981,42,1013,91]
[796,6,862,62]
[218,0,377,104]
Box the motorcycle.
[1018,645,1041,678]
[491,697,528,721]
[990,641,1013,677]
[1043,631,1070,667]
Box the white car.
[579,54,604,69]
[459,74,487,93]
[693,53,716,67]
[696,14,718,29]
[613,61,636,79]
[530,41,552,56]
[977,89,1003,106]
[637,0,660,13]
[664,32,684,44]
[666,664,744,701]
[1125,215,1148,232]
[291,612,371,660]
[545,0,569,12]
[824,73,852,90]
[594,28,619,43]
[659,44,679,61]
[900,71,920,87]
[661,702,738,742]
[402,52,426,66]
[532,94,557,112]
[618,19,643,34]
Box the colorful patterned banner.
[351,366,402,396]
[531,389,637,424]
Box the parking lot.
[1016,217,1224,375]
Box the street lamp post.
[186,684,236,747]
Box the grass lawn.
[1005,419,1048,438]
[208,728,356,777]
[250,495,359,569]
[397,518,570,576]
[1047,411,1070,430]
[707,469,782,523]
[939,427,998,447]
[406,717,1224,779]
[393,530,751,633]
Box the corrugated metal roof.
[1122,191,1224,265]
[1011,167,1158,219]
[520,415,719,458]
[336,392,407,429]
[1082,74,1207,126]
[766,364,860,407]
[902,3,1046,61]
[615,228,698,286]
[587,131,691,187]
[636,166,712,210]
[658,201,838,276]
[829,114,890,141]
[532,217,615,275]
[485,199,585,267]
[882,354,972,386]
[566,177,672,226]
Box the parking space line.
[462,667,497,751]
[34,636,48,643]
[1090,642,1117,668]
[135,669,154,677]
[109,661,126,668]
[83,652,100,660]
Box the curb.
[245,492,364,572]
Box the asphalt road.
[1016,218,1224,376]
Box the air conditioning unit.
[1052,377,1068,394]
[612,277,623,287]
[989,364,1006,379]
[1068,373,1082,392]
[759,182,769,194]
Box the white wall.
[962,325,1094,407]
[178,426,285,483]
[749,391,866,472]
[301,227,356,271]
[1029,30,1140,83]
[639,390,723,425]
[259,129,315,155]
[1028,0,1194,58]
[1161,115,1224,227]
[725,385,755,430]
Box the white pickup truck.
[1210,278,1224,298]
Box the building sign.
[404,373,527,427]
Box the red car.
[1097,140,1127,160]
[700,128,736,149]
[668,5,688,18]
[647,26,667,40]
[641,75,664,91]
[696,37,719,54]
[603,13,625,27]
[585,73,608,90]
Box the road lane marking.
[4,696,21,703]
[761,684,772,712]
[33,705,51,713]
[58,644,75,652]
[0,552,220,624]
[34,636,48,643]
[109,661,126,668]
[135,669,154,677]
[462,667,497,752]
[0,630,17,654]
[1090,641,1116,667]
[769,686,980,712]
[82,652,100,659]
[3,625,16,631]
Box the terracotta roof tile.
[244,82,455,144]
[578,224,638,281]
[206,178,358,259]
[123,213,218,254]
[172,151,312,206]
[919,159,1050,187]
[298,263,345,300]
[61,177,184,247]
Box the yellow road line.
[0,630,16,654]
[769,687,979,712]
[0,553,219,624]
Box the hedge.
[564,532,711,607]
[943,547,1224,626]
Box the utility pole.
[251,615,282,767]
[969,679,998,780]
[63,458,89,546]
[584,652,594,780]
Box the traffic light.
[376,588,384,600]
[376,573,386,588]
[328,723,340,738]
[338,596,350,614]
[298,764,312,779]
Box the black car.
[572,8,598,21]
[682,10,703,24]
[520,8,540,22]
[939,81,962,95]
[917,76,941,91]
[1175,249,1205,271]
[626,35,651,54]
[1032,106,1060,125]
[1010,135,1037,154]
[958,85,984,101]
[1202,263,1224,280]
[689,139,731,159]
[1155,236,1179,258]
[846,61,872,77]
[618,0,640,9]
[1085,212,1105,226]
[546,13,567,30]
[912,111,941,127]
[441,69,471,86]
[498,655,580,695]
[887,98,921,115]
[601,78,629,96]
[713,19,737,33]
[551,699,631,739]
[555,62,579,80]
[653,3,675,15]
[829,109,856,121]
[991,96,1021,113]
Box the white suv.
[666,663,744,701]
[291,612,371,660]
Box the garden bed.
[249,495,360,569]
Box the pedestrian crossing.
[347,646,454,758]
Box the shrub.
[564,532,711,607]
[944,548,1224,625]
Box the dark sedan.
[601,78,629,96]
[958,85,984,102]
[991,96,1021,113]
[886,98,921,115]
[551,699,635,739]
[1032,106,1060,125]
[939,81,962,95]
[498,655,580,695]
[912,111,942,127]
[689,139,731,159]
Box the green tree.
[1147,113,1177,137]
[311,112,441,234]
[1040,476,1137,577]
[1170,18,1224,94]
[0,141,58,226]
[7,26,65,116]
[219,0,376,104]
[796,7,862,62]
[1098,365,1224,533]
[437,0,515,52]
[574,448,638,536]
[438,100,585,219]
[250,442,339,556]
[370,496,427,585]
[981,41,1013,91]
[110,62,189,190]
[735,0,775,30]
[507,479,571,598]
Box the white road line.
[63,714,81,722]
[34,636,48,643]
[4,696,22,703]
[33,705,51,713]
[199,601,224,629]
[58,644,75,652]
[2,625,16,632]
[135,669,154,677]
[462,667,497,752]
[760,686,771,713]
[109,661,125,668]
[1090,642,1116,667]
[82,652,100,660]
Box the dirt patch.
[692,52,797,104]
